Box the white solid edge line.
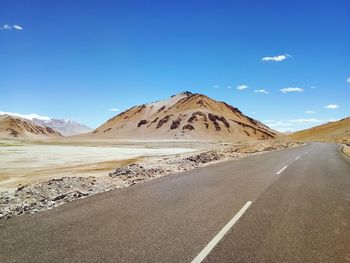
[276,165,288,175]
[295,156,300,160]
[191,201,252,263]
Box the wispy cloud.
[263,117,338,132]
[13,25,23,30]
[0,111,51,121]
[227,86,232,89]
[305,110,317,114]
[266,121,294,127]
[213,85,220,89]
[280,87,304,93]
[1,24,23,30]
[262,120,276,124]
[290,118,323,123]
[237,85,248,90]
[262,54,290,62]
[310,86,316,89]
[254,89,269,94]
[109,108,120,112]
[323,104,339,109]
[1,24,12,30]
[347,77,350,83]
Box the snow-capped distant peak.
[0,111,51,121]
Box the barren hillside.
[0,115,62,139]
[83,92,277,140]
[288,117,350,143]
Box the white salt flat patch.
[0,144,196,191]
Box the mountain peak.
[0,115,62,139]
[84,92,277,141]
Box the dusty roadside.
[342,144,350,157]
[0,140,303,220]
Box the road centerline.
[276,165,288,175]
[191,201,252,263]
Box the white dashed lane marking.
[276,165,288,175]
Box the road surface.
[1,142,350,262]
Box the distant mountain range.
[0,112,92,138]
[32,118,92,136]
[81,91,278,140]
[0,115,62,139]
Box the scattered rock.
[0,140,303,220]
[137,120,148,127]
[185,151,224,164]
[183,124,195,130]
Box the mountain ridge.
[84,91,278,141]
[288,117,350,143]
[0,115,62,139]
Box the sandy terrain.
[0,139,197,192]
[287,117,350,143]
[343,144,350,157]
[0,139,303,219]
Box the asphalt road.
[1,142,349,263]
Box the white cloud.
[305,110,317,114]
[280,87,304,93]
[310,86,316,89]
[267,121,294,127]
[1,24,12,30]
[237,85,248,90]
[262,120,276,124]
[1,24,23,30]
[328,118,340,122]
[109,108,120,112]
[254,89,269,94]
[227,86,232,89]
[213,85,220,89]
[277,128,295,133]
[0,111,51,121]
[347,77,350,83]
[262,54,290,62]
[323,104,339,109]
[264,117,341,132]
[13,25,23,30]
[290,118,323,123]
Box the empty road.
[1,142,350,262]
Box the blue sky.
[1,0,349,131]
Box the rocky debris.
[156,115,172,129]
[137,120,148,127]
[234,140,303,154]
[109,163,165,182]
[208,114,230,131]
[185,151,224,164]
[0,140,303,220]
[136,104,146,114]
[157,106,166,113]
[0,177,120,220]
[188,111,208,123]
[170,119,181,129]
[183,124,195,130]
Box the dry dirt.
[0,139,303,219]
[343,144,350,157]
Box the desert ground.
[0,138,302,219]
[0,138,199,192]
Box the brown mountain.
[86,92,277,140]
[288,117,350,143]
[0,115,62,139]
